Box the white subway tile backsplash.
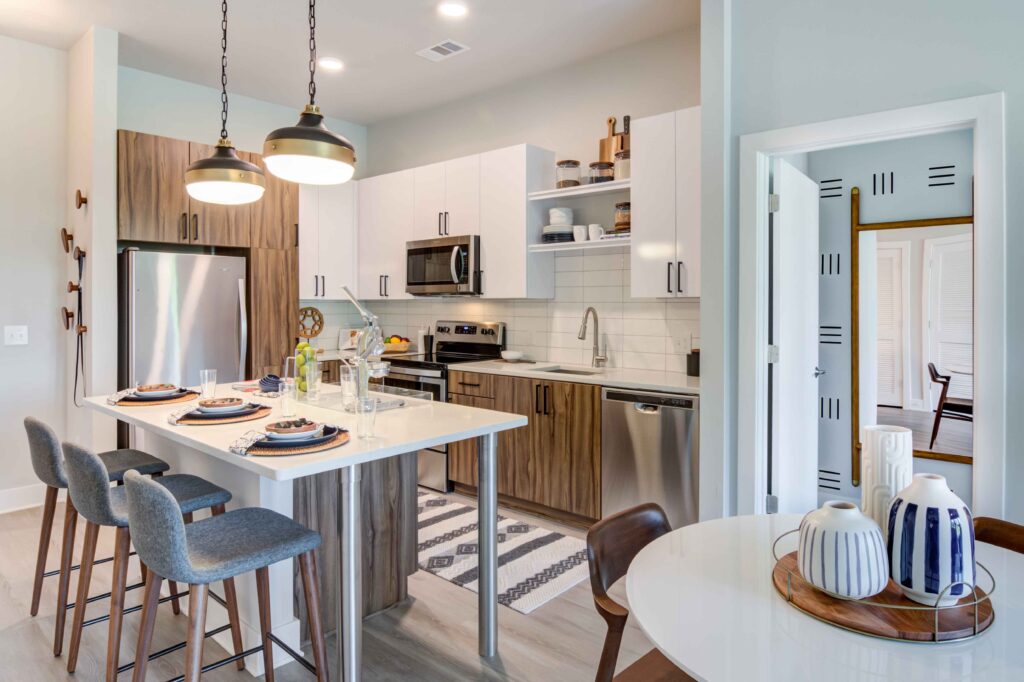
[555,256,584,272]
[555,271,584,287]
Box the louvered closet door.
[926,233,973,403]
[875,244,905,407]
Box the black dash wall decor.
[819,325,843,345]
[819,253,842,276]
[928,164,956,187]
[819,178,843,199]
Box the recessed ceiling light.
[318,57,344,72]
[438,2,467,18]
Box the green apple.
[296,353,306,367]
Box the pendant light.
[262,0,356,185]
[184,0,266,205]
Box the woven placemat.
[117,392,199,407]
[176,406,272,426]
[246,430,351,457]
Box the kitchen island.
[84,386,526,681]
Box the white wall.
[366,27,699,176]
[117,67,369,176]
[704,0,1024,521]
[0,35,68,510]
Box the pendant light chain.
[308,0,317,106]
[220,0,229,141]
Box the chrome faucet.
[578,306,607,368]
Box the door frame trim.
[738,93,1005,517]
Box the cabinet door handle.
[384,275,389,297]
[315,275,320,297]
[180,212,188,241]
[320,275,325,297]
[191,214,198,241]
[459,381,481,388]
[543,385,549,415]
[438,212,443,236]
[444,211,450,235]
[535,384,541,414]
[295,223,299,247]
[667,262,674,294]
[677,261,683,294]
[379,275,384,297]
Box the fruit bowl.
[382,334,411,354]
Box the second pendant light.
[263,0,356,185]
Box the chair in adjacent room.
[62,442,240,681]
[585,503,693,682]
[22,417,170,655]
[975,517,1024,555]
[927,362,974,449]
[123,469,330,681]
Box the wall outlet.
[4,325,28,346]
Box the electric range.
[375,320,505,491]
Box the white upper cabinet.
[630,105,701,298]
[480,145,554,299]
[412,155,480,239]
[298,185,320,299]
[298,181,357,300]
[358,169,414,300]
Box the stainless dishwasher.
[601,388,699,529]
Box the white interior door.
[925,232,973,403]
[876,243,907,407]
[771,158,820,514]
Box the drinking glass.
[281,356,298,417]
[199,369,217,399]
[356,396,377,439]
[306,359,321,403]
[339,364,357,410]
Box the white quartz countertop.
[452,360,701,395]
[84,386,525,482]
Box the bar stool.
[22,417,170,655]
[62,442,239,681]
[123,469,330,682]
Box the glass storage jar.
[614,202,631,231]
[556,160,581,188]
[614,149,631,180]
[589,161,615,184]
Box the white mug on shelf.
[573,225,588,242]
[588,224,605,240]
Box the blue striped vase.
[797,501,889,600]
[887,473,975,606]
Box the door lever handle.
[814,366,826,378]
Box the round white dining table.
[625,514,1024,681]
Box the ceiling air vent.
[416,39,470,62]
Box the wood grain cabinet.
[250,153,299,250]
[249,247,298,377]
[448,371,601,523]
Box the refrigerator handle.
[237,279,248,380]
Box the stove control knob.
[437,326,449,333]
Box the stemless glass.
[339,364,356,410]
[281,356,297,417]
[356,396,377,439]
[199,369,217,399]
[306,359,321,402]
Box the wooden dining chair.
[927,362,974,448]
[586,503,693,682]
[975,517,1024,554]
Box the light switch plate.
[4,325,28,345]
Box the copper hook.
[67,281,81,293]
[61,307,74,330]
[60,227,74,254]
[75,189,88,209]
[73,246,86,261]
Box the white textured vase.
[887,474,975,606]
[861,425,913,531]
[798,501,889,600]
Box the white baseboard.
[0,482,64,515]
[908,399,928,412]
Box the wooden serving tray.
[117,391,198,407]
[176,406,272,426]
[772,551,993,642]
[245,430,351,457]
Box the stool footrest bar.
[118,624,233,674]
[43,551,137,578]
[268,632,318,674]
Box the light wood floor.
[876,406,973,457]
[0,493,652,681]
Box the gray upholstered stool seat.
[99,449,169,481]
[182,508,321,584]
[106,475,233,528]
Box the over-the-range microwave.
[405,235,482,296]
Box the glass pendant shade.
[185,141,266,205]
[263,104,356,185]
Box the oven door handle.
[387,367,445,380]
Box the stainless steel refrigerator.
[118,249,248,392]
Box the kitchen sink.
[538,367,602,376]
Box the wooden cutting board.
[772,551,993,642]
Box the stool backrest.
[123,470,191,582]
[23,417,68,488]
[62,442,119,526]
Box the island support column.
[338,463,362,682]
[478,432,498,657]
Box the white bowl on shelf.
[501,350,524,362]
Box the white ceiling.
[0,0,698,124]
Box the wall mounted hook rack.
[60,227,74,253]
[61,307,74,330]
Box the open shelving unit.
[527,237,631,253]
[527,178,630,201]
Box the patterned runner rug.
[417,491,590,615]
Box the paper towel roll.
[860,424,913,531]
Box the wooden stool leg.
[131,573,163,682]
[299,551,329,682]
[184,583,210,682]
[66,520,98,670]
[54,498,79,657]
[31,485,59,616]
[168,511,195,616]
[105,526,132,682]
[255,566,275,682]
[211,504,245,670]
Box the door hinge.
[769,194,780,213]
[766,494,779,514]
[767,344,780,364]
